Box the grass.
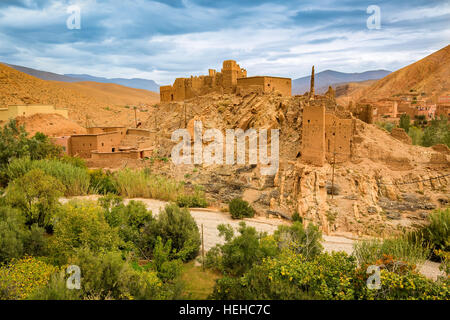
[113,168,184,201]
[181,261,221,300]
[353,237,430,267]
[6,157,90,196]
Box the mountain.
[0,63,159,126]
[346,45,450,103]
[293,69,391,95]
[4,63,160,93]
[5,63,82,82]
[65,74,160,93]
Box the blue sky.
[0,0,449,84]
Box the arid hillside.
[341,45,450,104]
[0,63,159,126]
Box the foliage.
[399,114,411,133]
[89,169,118,195]
[421,116,450,147]
[375,121,395,133]
[274,222,323,260]
[113,169,184,201]
[176,186,208,208]
[67,248,163,300]
[408,208,449,260]
[5,169,64,228]
[100,195,153,252]
[211,249,450,300]
[28,271,80,300]
[407,126,424,145]
[0,120,62,186]
[353,237,429,267]
[150,237,183,282]
[228,198,255,219]
[0,256,59,300]
[50,200,121,262]
[141,204,200,262]
[291,211,303,223]
[206,222,278,276]
[6,157,90,196]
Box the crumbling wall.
[301,104,326,166]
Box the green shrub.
[0,206,30,263]
[6,158,90,196]
[28,272,81,300]
[211,249,450,300]
[176,186,208,208]
[0,206,48,263]
[89,169,118,194]
[274,221,323,260]
[206,222,278,276]
[67,248,163,300]
[5,169,64,229]
[408,208,449,260]
[0,120,62,186]
[292,211,303,223]
[50,200,121,262]
[229,198,255,219]
[353,237,429,267]
[113,169,184,201]
[100,196,153,252]
[141,204,200,262]
[151,237,183,282]
[0,256,59,300]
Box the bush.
[408,208,449,261]
[113,169,184,201]
[211,249,450,300]
[229,198,255,219]
[100,196,153,252]
[28,271,80,300]
[0,120,62,186]
[0,206,30,263]
[141,204,200,262]
[67,248,163,300]
[353,237,429,267]
[50,200,121,262]
[5,169,64,229]
[0,256,59,300]
[274,221,323,260]
[206,222,278,276]
[89,169,118,195]
[176,186,208,208]
[6,158,90,196]
[0,206,48,264]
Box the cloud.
[0,0,448,84]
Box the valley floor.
[60,195,445,281]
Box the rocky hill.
[0,63,159,126]
[119,90,450,238]
[341,45,450,104]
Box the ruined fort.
[160,60,292,102]
[301,66,355,166]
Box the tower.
[310,65,315,99]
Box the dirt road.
[60,196,443,280]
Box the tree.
[5,169,64,228]
[399,114,411,133]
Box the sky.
[0,0,449,84]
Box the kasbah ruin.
[2,58,449,239]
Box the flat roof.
[238,76,291,80]
[71,131,120,137]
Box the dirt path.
[60,196,444,280]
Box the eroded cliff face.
[94,90,448,237]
